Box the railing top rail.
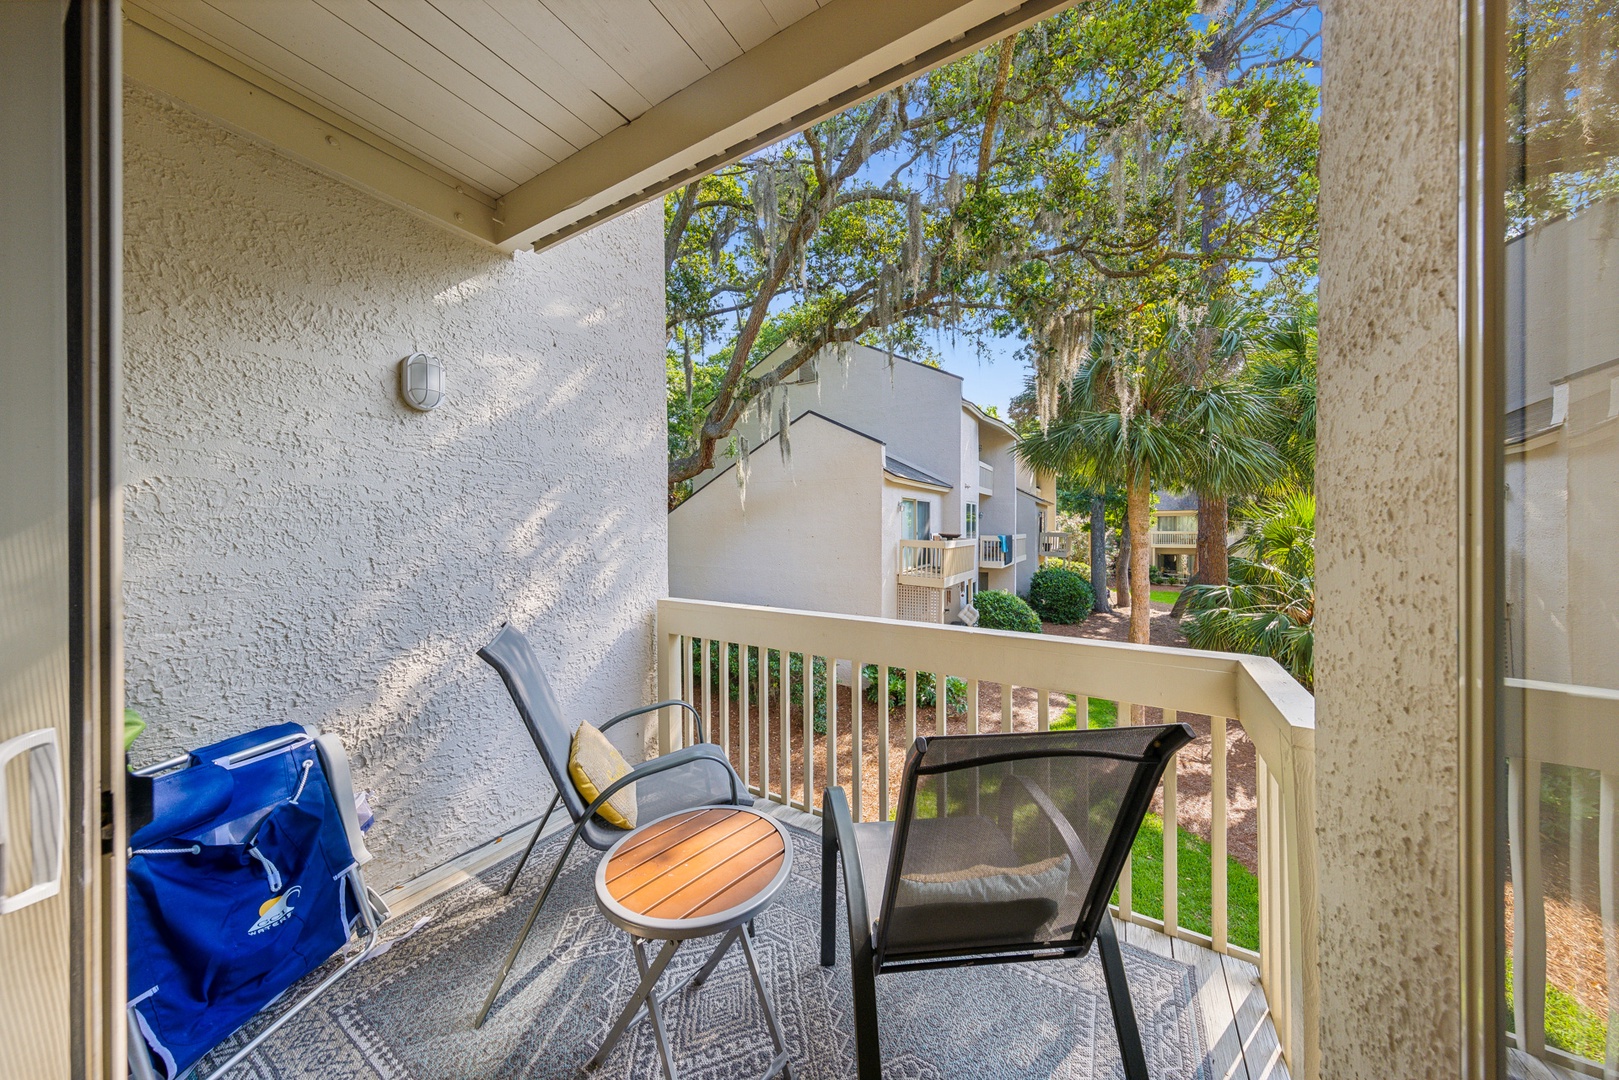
[900,538,975,550]
[657,598,1314,762]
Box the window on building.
[900,498,931,540]
[965,502,978,538]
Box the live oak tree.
[664,0,1317,503]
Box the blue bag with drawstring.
[127,724,365,1078]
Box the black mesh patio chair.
[820,723,1195,1080]
[474,623,749,1027]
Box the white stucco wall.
[669,413,887,616]
[1316,0,1465,1072]
[120,86,667,888]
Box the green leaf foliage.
[974,590,1043,634]
[1027,566,1095,623]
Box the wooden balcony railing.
[896,538,975,587]
[1039,531,1073,558]
[1150,529,1199,547]
[655,598,1318,1076]
[979,533,1025,568]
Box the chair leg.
[1096,912,1149,1080]
[819,832,838,967]
[500,792,560,897]
[475,821,589,1029]
[848,940,882,1079]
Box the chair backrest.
[479,624,588,823]
[874,723,1193,964]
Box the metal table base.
[586,926,790,1080]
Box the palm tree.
[1248,306,1317,494]
[1018,314,1281,645]
[1180,492,1315,688]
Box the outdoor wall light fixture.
[399,352,445,411]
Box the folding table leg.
[740,931,791,1080]
[587,937,682,1076]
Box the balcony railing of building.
[978,460,993,495]
[1150,529,1199,547]
[980,533,1026,568]
[896,538,975,588]
[655,598,1318,1076]
[1039,531,1074,559]
[1504,678,1619,1077]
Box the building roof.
[1155,491,1200,512]
[962,399,1018,440]
[678,410,884,505]
[884,455,951,491]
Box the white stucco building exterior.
[669,344,1056,622]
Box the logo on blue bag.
[248,887,301,936]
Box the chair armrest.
[600,700,704,745]
[821,786,874,965]
[584,743,742,820]
[1006,773,1095,880]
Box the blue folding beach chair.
[126,724,388,1080]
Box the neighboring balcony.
[1150,529,1199,549]
[896,538,976,589]
[979,460,994,495]
[980,533,1027,568]
[1039,531,1074,559]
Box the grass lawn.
[1150,589,1180,604]
[1054,693,1261,951]
[1505,955,1610,1063]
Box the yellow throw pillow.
[568,722,637,829]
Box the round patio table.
[587,805,793,1080]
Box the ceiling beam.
[497,0,1083,252]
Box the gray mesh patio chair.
[474,623,749,1027]
[820,723,1195,1080]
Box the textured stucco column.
[1317,2,1465,1076]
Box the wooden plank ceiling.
[122,0,1078,250]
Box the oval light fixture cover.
[399,352,445,411]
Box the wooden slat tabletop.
[603,808,787,922]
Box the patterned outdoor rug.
[198,823,1209,1079]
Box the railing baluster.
[780,649,790,808]
[1163,708,1179,938]
[1037,690,1050,732]
[1508,754,1547,1055]
[719,642,731,760]
[739,645,751,793]
[759,647,772,803]
[967,679,979,735]
[878,666,891,822]
[852,661,864,823]
[1211,714,1229,953]
[1000,682,1013,733]
[799,653,812,811]
[905,669,917,745]
[701,639,712,749]
[823,658,838,816]
[930,671,944,736]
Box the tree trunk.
[1196,496,1229,585]
[1126,471,1153,645]
[1089,495,1111,613]
[1114,520,1130,610]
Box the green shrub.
[858,666,968,715]
[973,590,1042,634]
[1026,567,1095,623]
[689,643,830,733]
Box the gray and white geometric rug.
[198,824,1209,1079]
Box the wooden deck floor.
[754,800,1291,1080]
